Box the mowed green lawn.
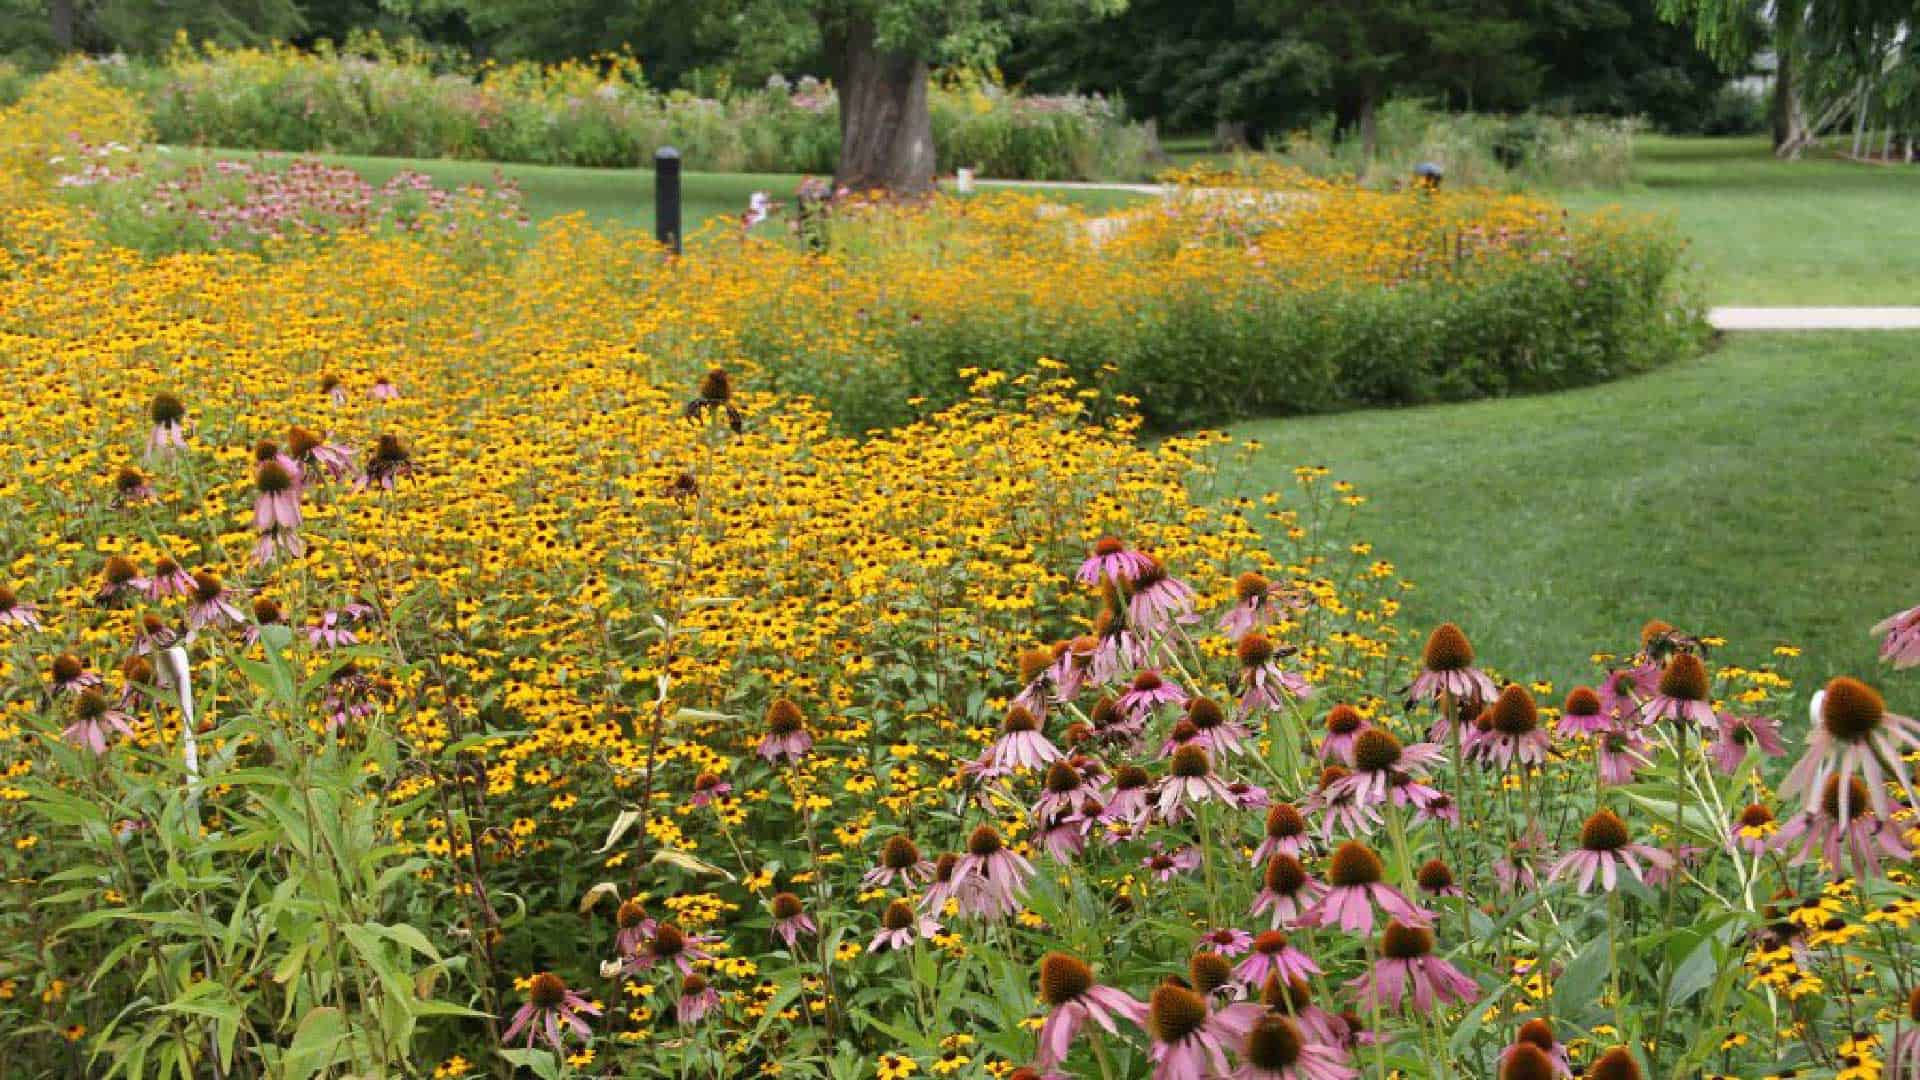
[1220,332,1920,689]
[1558,136,1920,305]
[169,146,1149,230]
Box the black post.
[654,146,682,255]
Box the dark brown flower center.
[1325,704,1363,735]
[771,892,804,919]
[191,572,223,603]
[1093,536,1125,557]
[766,698,805,736]
[1352,728,1403,772]
[1253,929,1290,955]
[1580,810,1630,852]
[967,825,1003,857]
[616,898,649,929]
[1422,623,1474,671]
[1186,697,1226,730]
[1147,984,1208,1043]
[1265,803,1305,840]
[1115,764,1150,790]
[933,853,959,883]
[1500,1043,1557,1080]
[882,835,921,869]
[252,597,282,623]
[1189,951,1232,995]
[1262,973,1311,1011]
[697,368,732,402]
[1820,677,1885,742]
[1589,1047,1643,1080]
[1639,620,1675,650]
[51,654,83,682]
[1264,854,1308,894]
[104,556,138,584]
[1517,1018,1555,1051]
[1657,653,1708,702]
[1002,705,1039,734]
[883,900,916,931]
[149,392,184,425]
[1132,670,1164,693]
[1737,803,1773,829]
[1170,745,1211,778]
[1564,687,1601,716]
[1327,841,1384,887]
[650,923,686,957]
[1380,920,1435,959]
[1237,634,1275,667]
[528,972,567,1008]
[1235,571,1270,601]
[73,690,108,721]
[1038,952,1092,1005]
[1416,858,1453,891]
[1490,685,1538,735]
[1820,775,1875,819]
[682,973,708,996]
[1245,1014,1305,1068]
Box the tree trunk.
[1357,93,1378,182]
[826,17,935,196]
[1770,45,1795,150]
[50,0,75,51]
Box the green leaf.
[283,1006,350,1080]
[1554,930,1611,1020]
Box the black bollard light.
[654,146,682,255]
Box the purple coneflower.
[768,892,817,950]
[1197,927,1255,958]
[1709,711,1785,774]
[112,465,155,507]
[1037,808,1091,862]
[1780,676,1920,823]
[1250,853,1327,928]
[305,603,375,647]
[0,587,37,631]
[1594,726,1650,786]
[1497,1019,1573,1079]
[1331,728,1444,810]
[1874,603,1920,669]
[613,898,657,957]
[187,572,246,629]
[321,373,347,407]
[756,698,813,764]
[1639,652,1716,727]
[1547,810,1673,893]
[1127,558,1197,630]
[360,434,416,490]
[1102,764,1154,828]
[1120,669,1188,724]
[1254,803,1311,864]
[1232,1012,1355,1080]
[626,922,714,976]
[689,771,731,809]
[1045,636,1095,703]
[1143,842,1203,883]
[1090,607,1149,686]
[1773,774,1912,880]
[863,834,935,889]
[1034,760,1102,820]
[1173,696,1253,757]
[1078,536,1156,587]
[1218,571,1304,642]
[95,556,142,605]
[369,375,400,401]
[49,653,101,696]
[1158,745,1237,821]
[1350,920,1477,1014]
[1414,859,1463,900]
[1306,765,1381,839]
[1405,623,1496,710]
[977,705,1062,774]
[253,458,302,528]
[1145,982,1263,1080]
[1556,686,1610,738]
[1889,987,1920,1078]
[1033,952,1148,1068]
[675,972,719,1025]
[1475,685,1551,771]
[1318,705,1367,765]
[146,392,187,459]
[1302,841,1432,936]
[144,557,195,601]
[1595,663,1656,727]
[1237,633,1312,710]
[952,825,1034,918]
[502,972,598,1051]
[63,689,134,754]
[870,899,941,952]
[286,424,356,483]
[1235,928,1319,987]
[242,597,285,645]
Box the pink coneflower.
[186,572,246,629]
[977,705,1062,774]
[63,689,133,754]
[1034,760,1103,820]
[1145,982,1264,1080]
[1594,726,1650,786]
[688,771,732,809]
[626,922,714,976]
[502,972,599,1051]
[1014,644,1062,715]
[1331,729,1444,809]
[360,434,416,490]
[1773,775,1912,880]
[1411,791,1460,829]
[1349,920,1478,1014]
[613,898,657,956]
[1555,686,1611,738]
[1318,705,1368,765]
[1218,571,1305,642]
[952,825,1035,918]
[1643,844,1702,888]
[1120,670,1188,724]
[1231,1012,1355,1080]
[1497,1019,1573,1078]
[369,376,400,401]
[305,602,375,648]
[0,587,39,631]
[1889,988,1920,1078]
[1045,636,1096,703]
[1303,841,1433,936]
[768,892,817,950]
[1237,634,1313,710]
[674,972,719,1025]
[870,898,941,952]
[1547,810,1674,893]
[1729,803,1778,857]
[1197,927,1255,958]
[1709,711,1785,774]
[49,653,100,695]
[1254,803,1311,864]
[864,835,935,889]
[1780,676,1920,823]
[1235,929,1319,987]
[1405,623,1496,709]
[1595,663,1657,726]
[757,698,813,764]
[1260,975,1348,1049]
[253,459,302,528]
[144,557,195,601]
[1158,745,1237,821]
[1176,697,1254,757]
[287,424,356,483]
[112,465,155,507]
[1033,952,1149,1068]
[1494,827,1546,895]
[1874,603,1920,669]
[145,392,187,459]
[1307,765,1381,839]
[1475,685,1551,770]
[1414,859,1463,900]
[321,373,347,407]
[1103,764,1154,827]
[1090,607,1150,686]
[1639,652,1716,727]
[1144,843,1203,883]
[95,556,142,605]
[1127,558,1198,630]
[1037,808,1091,862]
[1252,853,1326,928]
[1078,536,1156,587]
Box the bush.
[110,41,1158,180]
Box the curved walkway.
[1709,307,1920,330]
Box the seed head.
[103,555,138,584]
[1589,1047,1642,1080]
[1147,983,1208,1044]
[1326,841,1384,887]
[1737,803,1773,829]
[1038,952,1092,1005]
[881,835,921,869]
[1416,858,1453,893]
[1351,728,1403,772]
[1253,929,1291,955]
[1186,697,1226,730]
[191,571,223,603]
[1244,1014,1305,1068]
[1002,705,1039,734]
[1237,633,1275,667]
[51,654,83,683]
[1043,761,1081,794]
[1324,704,1363,735]
[149,392,185,426]
[650,923,686,958]
[1092,536,1125,557]
[1820,677,1886,742]
[765,698,804,736]
[1189,951,1232,995]
[1579,809,1629,852]
[770,892,804,920]
[1380,920,1435,960]
[1018,646,1054,685]
[1657,653,1708,702]
[616,898,649,929]
[1563,686,1601,717]
[883,899,915,931]
[1131,670,1164,693]
[287,425,321,459]
[697,368,732,402]
[114,466,147,494]
[1115,764,1150,790]
[527,972,567,1008]
[1264,853,1308,894]
[1265,803,1305,840]
[1170,744,1211,778]
[1499,1043,1557,1080]
[1261,973,1311,1012]
[1489,684,1538,735]
[1421,622,1474,671]
[1516,1018,1556,1051]
[1820,775,1875,819]
[252,596,282,623]
[966,825,1003,857]
[1235,571,1271,601]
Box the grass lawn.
[1219,332,1920,689]
[167,146,1150,231]
[1557,136,1920,306]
